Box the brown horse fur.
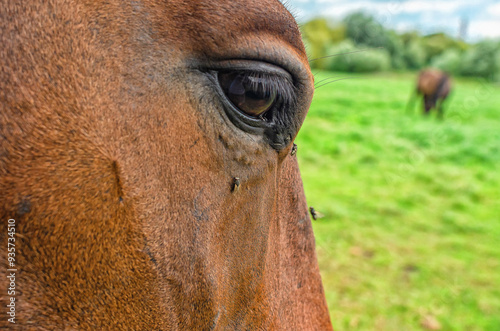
[0,0,333,329]
[408,68,452,118]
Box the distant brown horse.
[0,0,332,329]
[407,68,452,118]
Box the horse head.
[0,0,332,329]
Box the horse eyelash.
[241,71,296,105]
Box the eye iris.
[218,72,277,118]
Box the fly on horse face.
[407,68,452,119]
[0,0,333,329]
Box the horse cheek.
[273,156,333,330]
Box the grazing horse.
[407,68,452,119]
[0,0,333,329]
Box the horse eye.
[218,71,277,118]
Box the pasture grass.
[295,71,500,331]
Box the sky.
[284,0,500,41]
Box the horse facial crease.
[0,0,333,330]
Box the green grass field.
[295,71,500,331]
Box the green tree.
[301,18,346,69]
[344,12,386,47]
[421,33,466,63]
[459,41,500,81]
[343,12,405,69]
[326,40,391,73]
[431,49,462,74]
[403,41,427,69]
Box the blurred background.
[285,0,500,330]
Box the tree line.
[301,12,500,81]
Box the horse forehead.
[161,0,305,55]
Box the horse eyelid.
[233,70,296,105]
[201,61,297,103]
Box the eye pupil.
[219,72,277,118]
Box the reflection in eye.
[218,71,279,119]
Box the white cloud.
[286,0,500,40]
[320,0,470,17]
[468,19,500,39]
[397,0,469,14]
[321,1,394,18]
[487,2,500,16]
